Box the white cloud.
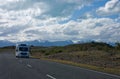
[0,0,93,26]
[61,18,120,42]
[0,0,120,43]
[97,0,120,15]
[1,17,120,43]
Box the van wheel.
[16,56,19,58]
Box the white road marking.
[27,64,32,68]
[46,74,56,79]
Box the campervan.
[15,44,30,58]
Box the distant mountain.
[0,40,73,47]
[19,40,73,46]
[107,42,116,46]
[0,40,116,47]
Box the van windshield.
[19,47,28,51]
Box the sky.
[0,0,120,43]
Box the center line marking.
[46,74,56,79]
[27,64,32,68]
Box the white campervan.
[15,44,30,58]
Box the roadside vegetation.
[31,42,120,75]
[0,46,15,53]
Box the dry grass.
[34,57,120,76]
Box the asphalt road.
[0,52,120,79]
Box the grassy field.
[0,46,15,53]
[31,42,120,75]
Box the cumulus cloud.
[1,17,120,43]
[0,0,120,43]
[97,0,120,16]
[0,0,93,25]
[43,0,93,17]
[62,18,120,42]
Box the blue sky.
[0,0,120,43]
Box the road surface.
[0,52,120,79]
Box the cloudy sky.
[0,0,120,43]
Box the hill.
[31,42,120,75]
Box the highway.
[0,52,120,79]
